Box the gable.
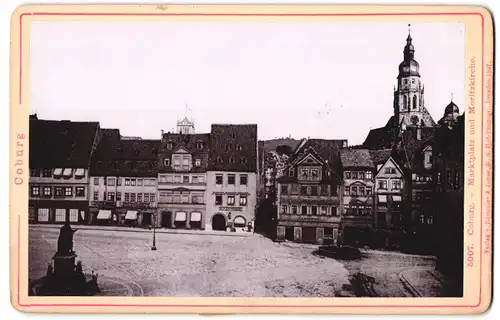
[422,145,433,153]
[173,146,190,154]
[348,180,367,187]
[296,153,323,166]
[375,157,404,178]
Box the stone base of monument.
[30,251,100,296]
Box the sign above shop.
[218,207,243,212]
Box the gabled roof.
[90,129,161,177]
[29,118,99,168]
[393,126,436,173]
[160,132,210,154]
[369,149,393,166]
[340,149,374,169]
[209,124,258,172]
[375,157,405,177]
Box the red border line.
[18,11,485,310]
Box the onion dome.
[398,26,421,78]
[444,101,459,115]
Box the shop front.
[29,200,89,224]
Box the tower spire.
[451,92,453,102]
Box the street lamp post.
[151,212,157,251]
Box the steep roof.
[90,129,161,177]
[340,149,374,169]
[160,132,210,154]
[29,118,99,168]
[393,126,436,173]
[289,138,345,179]
[210,124,258,172]
[369,149,393,166]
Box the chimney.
[417,125,422,140]
[161,129,164,136]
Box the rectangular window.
[93,177,99,185]
[239,195,247,205]
[228,174,235,185]
[301,205,308,215]
[344,186,350,196]
[64,187,72,196]
[130,193,136,202]
[359,186,365,195]
[281,205,288,214]
[310,186,318,196]
[150,193,155,202]
[136,193,142,202]
[42,169,52,177]
[301,168,308,179]
[195,159,201,166]
[331,206,338,216]
[359,172,365,180]
[320,185,328,196]
[291,184,298,194]
[107,192,115,201]
[192,176,198,184]
[174,175,181,183]
[38,208,49,222]
[181,194,189,203]
[165,193,173,203]
[165,175,173,183]
[116,192,122,201]
[31,186,40,197]
[351,186,358,196]
[183,176,190,184]
[43,186,52,197]
[216,175,223,185]
[345,171,351,179]
[124,193,130,202]
[311,206,318,215]
[366,187,373,195]
[352,171,358,179]
[174,156,181,165]
[392,180,402,190]
[143,193,149,202]
[291,205,298,214]
[378,180,388,189]
[365,172,372,180]
[227,195,235,205]
[55,209,66,222]
[311,169,318,179]
[199,175,205,183]
[54,187,64,197]
[159,175,167,183]
[69,209,79,222]
[320,206,327,215]
[215,195,223,205]
[136,178,143,186]
[93,191,99,200]
[281,185,288,195]
[164,158,170,166]
[117,178,122,186]
[107,178,115,186]
[125,179,130,186]
[240,174,248,185]
[131,179,136,186]
[300,186,308,195]
[75,187,85,197]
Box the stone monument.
[30,223,100,296]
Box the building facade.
[373,155,406,249]
[276,139,345,244]
[28,116,100,224]
[339,149,376,247]
[206,124,258,232]
[89,129,160,226]
[156,127,210,230]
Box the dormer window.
[164,158,170,166]
[195,158,201,166]
[197,141,203,150]
[289,168,295,177]
[167,141,173,150]
[229,157,235,164]
[241,157,247,164]
[216,157,223,164]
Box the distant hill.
[260,138,302,154]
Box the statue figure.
[57,222,78,255]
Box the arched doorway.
[233,216,247,229]
[212,214,226,231]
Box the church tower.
[393,25,434,129]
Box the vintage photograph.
[26,19,466,298]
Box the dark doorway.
[212,214,226,231]
[285,227,294,241]
[302,227,316,244]
[142,213,152,226]
[161,211,172,228]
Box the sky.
[30,20,465,145]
